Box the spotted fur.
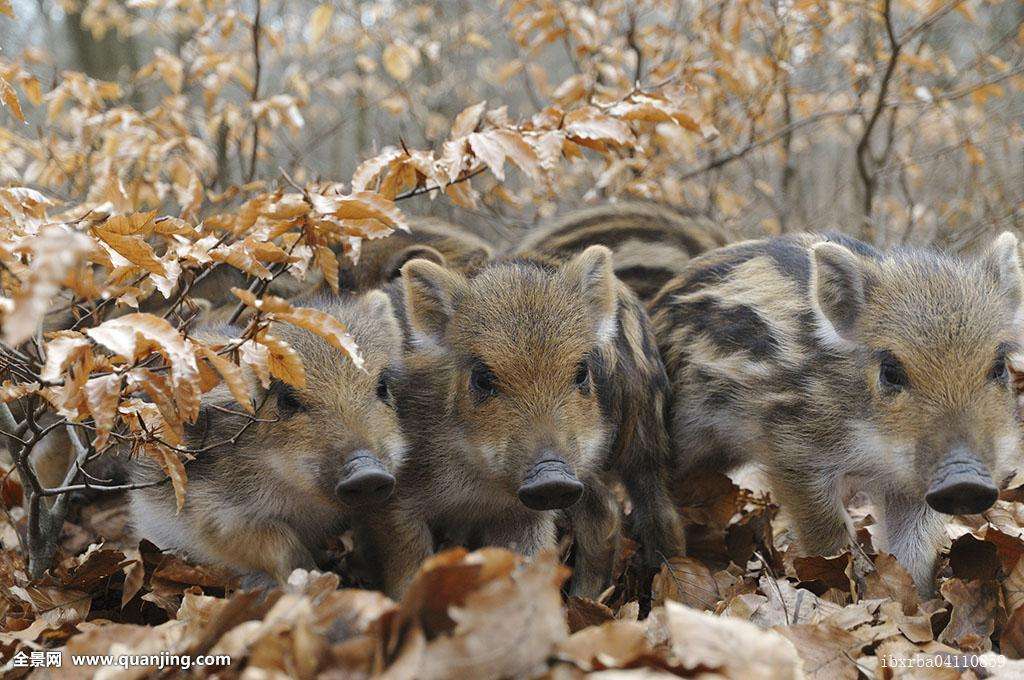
[650,232,1024,594]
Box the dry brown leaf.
[382,42,420,81]
[257,332,306,388]
[651,556,721,611]
[0,76,24,122]
[557,619,649,671]
[864,552,920,615]
[274,307,363,370]
[314,245,340,294]
[451,101,487,137]
[195,344,253,413]
[144,443,188,513]
[88,313,201,422]
[83,373,121,449]
[775,622,864,680]
[411,551,570,680]
[939,578,1001,652]
[662,600,804,679]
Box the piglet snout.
[925,446,998,515]
[335,450,395,506]
[517,453,584,511]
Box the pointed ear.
[561,245,618,343]
[360,289,401,337]
[385,245,447,282]
[985,231,1024,316]
[808,242,873,348]
[401,258,465,346]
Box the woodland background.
[0,0,1023,677]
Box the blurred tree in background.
[1,0,1020,250]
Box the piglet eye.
[276,384,306,417]
[878,351,908,393]
[574,360,590,390]
[470,361,498,399]
[376,370,393,404]
[990,356,1009,384]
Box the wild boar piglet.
[650,232,1024,594]
[130,291,406,587]
[363,245,683,598]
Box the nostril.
[335,469,395,503]
[517,477,584,511]
[335,452,395,505]
[925,481,998,515]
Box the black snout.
[925,446,999,516]
[517,455,584,511]
[335,450,395,506]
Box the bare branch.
[246,0,263,183]
[855,0,901,241]
[679,107,862,181]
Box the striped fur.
[650,232,1024,595]
[129,292,407,586]
[360,247,683,598]
[516,202,727,302]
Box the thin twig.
[679,107,863,181]
[246,0,263,183]
[855,0,901,240]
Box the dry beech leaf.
[309,191,410,233]
[314,245,340,294]
[663,600,804,679]
[382,42,419,81]
[395,549,569,680]
[40,335,91,383]
[144,443,188,513]
[451,101,487,138]
[232,288,364,370]
[0,76,24,122]
[556,619,649,671]
[775,622,864,680]
[309,3,333,44]
[88,313,201,421]
[195,345,253,412]
[651,556,721,611]
[257,332,306,388]
[274,307,363,370]
[83,373,121,449]
[939,578,1001,652]
[3,226,93,345]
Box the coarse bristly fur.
[514,202,728,303]
[334,216,494,292]
[129,291,407,586]
[649,231,1024,595]
[360,245,684,598]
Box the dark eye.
[878,352,909,393]
[276,384,306,416]
[376,370,393,404]
[990,355,1009,384]
[470,361,498,399]
[574,360,590,391]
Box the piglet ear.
[385,245,447,282]
[984,231,1024,318]
[561,245,618,344]
[808,242,872,348]
[401,258,466,346]
[360,289,402,340]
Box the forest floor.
[0,466,1022,679]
